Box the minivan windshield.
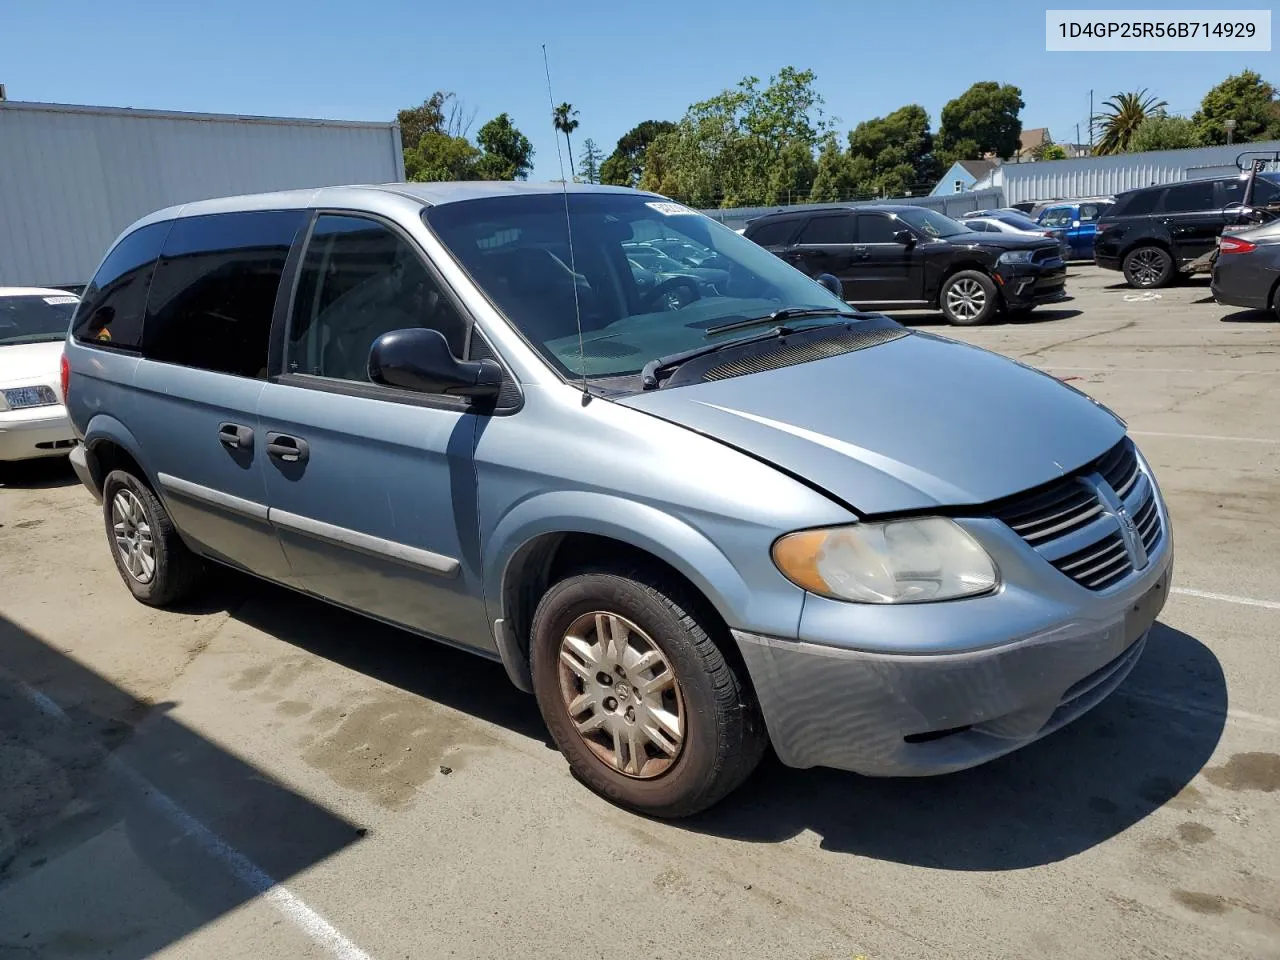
[423,193,854,379]
[894,207,970,239]
[0,294,79,346]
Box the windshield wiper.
[703,305,855,336]
[640,325,798,390]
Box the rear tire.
[529,565,766,819]
[1122,245,1174,288]
[1271,281,1280,319]
[102,469,204,607]
[940,271,998,325]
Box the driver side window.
[287,215,468,383]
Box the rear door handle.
[266,432,310,464]
[218,422,254,450]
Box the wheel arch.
[82,415,154,494]
[486,493,759,693]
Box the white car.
[0,287,79,463]
[964,214,1071,260]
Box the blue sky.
[1,1,1270,180]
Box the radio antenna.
[542,43,589,402]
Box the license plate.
[1124,579,1167,645]
[4,386,54,409]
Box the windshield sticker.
[43,295,79,305]
[645,201,698,217]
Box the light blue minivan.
[63,183,1172,817]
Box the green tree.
[404,130,481,182]
[1031,137,1068,161]
[937,82,1024,160]
[577,138,603,183]
[1129,113,1204,152]
[809,134,860,202]
[639,67,831,206]
[1193,70,1280,145]
[474,113,533,180]
[847,104,939,193]
[552,103,580,174]
[1092,89,1167,155]
[600,120,676,186]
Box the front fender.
[485,490,790,636]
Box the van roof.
[139,180,651,224]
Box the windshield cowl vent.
[667,318,909,388]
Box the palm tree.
[1092,90,1168,155]
[552,102,580,175]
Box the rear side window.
[1159,181,1215,214]
[797,214,855,245]
[856,214,900,243]
[1115,189,1160,217]
[142,210,305,378]
[746,218,799,246]
[72,222,170,349]
[1039,207,1074,227]
[1079,203,1104,222]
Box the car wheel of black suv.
[1122,245,1174,288]
[102,469,205,606]
[940,271,998,326]
[529,564,766,818]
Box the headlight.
[1,385,58,411]
[998,250,1033,264]
[772,518,998,604]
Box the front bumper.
[995,261,1068,308]
[0,406,75,462]
[734,513,1173,777]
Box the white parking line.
[1130,430,1280,445]
[1171,586,1280,611]
[17,682,375,960]
[1119,688,1279,732]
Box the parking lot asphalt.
[1,265,1277,960]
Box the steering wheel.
[640,275,702,312]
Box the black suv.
[1094,172,1280,288]
[744,204,1066,325]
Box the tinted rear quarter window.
[746,218,799,246]
[796,214,855,244]
[72,221,171,348]
[142,210,305,378]
[1159,180,1215,214]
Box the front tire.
[940,270,998,325]
[102,469,204,606]
[529,566,766,818]
[1122,245,1174,288]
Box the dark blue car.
[1037,200,1114,261]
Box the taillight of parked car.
[60,351,70,402]
[1218,236,1258,255]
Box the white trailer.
[0,99,405,287]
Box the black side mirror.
[368,328,503,400]
[815,273,843,299]
[893,229,916,246]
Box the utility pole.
[1089,90,1094,149]
[1076,123,1081,152]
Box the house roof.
[957,159,997,179]
[1018,127,1051,154]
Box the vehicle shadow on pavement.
[0,457,80,491]
[681,622,1226,870]
[886,309,1082,328]
[201,571,549,744]
[1220,308,1277,323]
[0,614,365,960]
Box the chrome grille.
[992,437,1164,591]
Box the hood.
[619,331,1125,515]
[948,232,1053,253]
[0,340,64,385]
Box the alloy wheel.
[946,278,986,321]
[557,611,685,778]
[1129,248,1166,286]
[111,489,155,583]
